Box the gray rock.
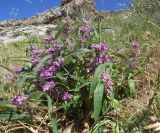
[0,0,96,44]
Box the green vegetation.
[0,0,160,132]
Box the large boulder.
[60,0,96,19]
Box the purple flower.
[4,73,17,83]
[91,43,108,52]
[45,46,61,54]
[52,59,64,66]
[79,37,87,43]
[43,34,55,42]
[52,90,72,101]
[63,18,74,25]
[48,58,64,72]
[128,59,137,68]
[42,81,55,92]
[64,28,72,34]
[58,58,64,64]
[48,66,57,72]
[130,42,140,58]
[103,55,109,62]
[30,45,39,55]
[101,72,113,95]
[62,92,72,101]
[31,56,40,63]
[11,95,28,105]
[102,72,111,83]
[12,66,22,74]
[52,61,60,68]
[131,42,140,49]
[104,88,110,95]
[91,55,109,64]
[79,25,91,33]
[40,69,53,78]
[86,67,93,73]
[82,19,91,25]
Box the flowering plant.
[1,17,141,132]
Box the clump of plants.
[0,17,142,132]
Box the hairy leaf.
[90,63,111,96]
[92,82,104,121]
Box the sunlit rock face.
[0,0,96,44]
[0,9,59,44]
[60,0,96,18]
[0,24,57,44]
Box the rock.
[0,0,96,44]
[2,36,26,44]
[60,0,96,19]
[0,23,57,44]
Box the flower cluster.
[91,43,109,65]
[128,59,137,68]
[86,67,93,73]
[101,72,113,95]
[86,43,109,73]
[79,19,91,43]
[129,42,140,68]
[91,43,108,52]
[43,34,55,42]
[30,45,39,55]
[63,17,74,34]
[42,81,55,92]
[31,56,40,63]
[63,17,74,26]
[131,42,140,57]
[131,42,140,49]
[82,19,91,25]
[39,58,64,78]
[45,45,61,54]
[79,25,91,33]
[30,45,42,64]
[40,69,53,78]
[52,89,72,101]
[11,95,28,105]
[12,66,22,74]
[90,55,109,64]
[4,73,17,83]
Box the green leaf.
[64,48,93,59]
[16,77,27,89]
[110,51,128,60]
[128,73,136,96]
[92,82,104,121]
[46,94,52,112]
[90,63,111,96]
[55,24,66,39]
[70,75,86,84]
[91,120,111,133]
[0,64,12,72]
[16,74,35,89]
[110,99,121,110]
[56,73,66,81]
[128,79,136,96]
[76,54,84,61]
[0,110,29,121]
[70,81,90,92]
[27,91,44,101]
[93,27,99,40]
[0,101,12,107]
[50,118,58,133]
